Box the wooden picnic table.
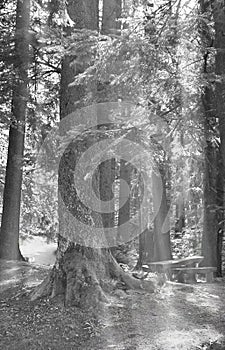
[142,256,216,283]
[143,255,204,273]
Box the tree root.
[108,253,155,292]
[30,246,156,307]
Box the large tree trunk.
[32,0,155,306]
[213,1,225,175]
[0,0,30,260]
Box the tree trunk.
[136,228,154,268]
[135,165,154,268]
[200,0,223,269]
[213,1,225,175]
[175,194,185,233]
[102,0,122,35]
[98,0,122,232]
[0,0,30,260]
[202,89,218,267]
[152,170,172,261]
[31,0,155,306]
[213,0,225,273]
[117,159,132,241]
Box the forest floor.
[0,244,225,350]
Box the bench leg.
[177,271,197,283]
[188,272,197,283]
[206,272,213,283]
[177,271,185,283]
[165,270,173,280]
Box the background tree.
[98,0,121,235]
[199,0,224,271]
[213,0,225,274]
[0,0,30,260]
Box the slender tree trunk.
[213,0,225,274]
[202,89,218,267]
[102,0,122,35]
[98,0,122,232]
[200,0,223,269]
[216,148,224,275]
[99,157,117,229]
[152,170,172,261]
[117,159,132,241]
[0,0,30,260]
[175,192,185,233]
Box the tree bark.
[213,1,225,273]
[136,228,154,268]
[202,87,218,267]
[98,0,122,232]
[200,0,224,269]
[0,0,30,260]
[31,0,155,307]
[213,1,225,175]
[102,0,122,35]
[175,194,185,233]
[152,169,172,261]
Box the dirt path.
[87,282,225,350]
[0,260,224,350]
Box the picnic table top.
[142,255,204,271]
[172,266,217,272]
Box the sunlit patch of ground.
[0,259,50,293]
[20,236,57,265]
[155,328,222,350]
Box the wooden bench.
[172,266,217,283]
